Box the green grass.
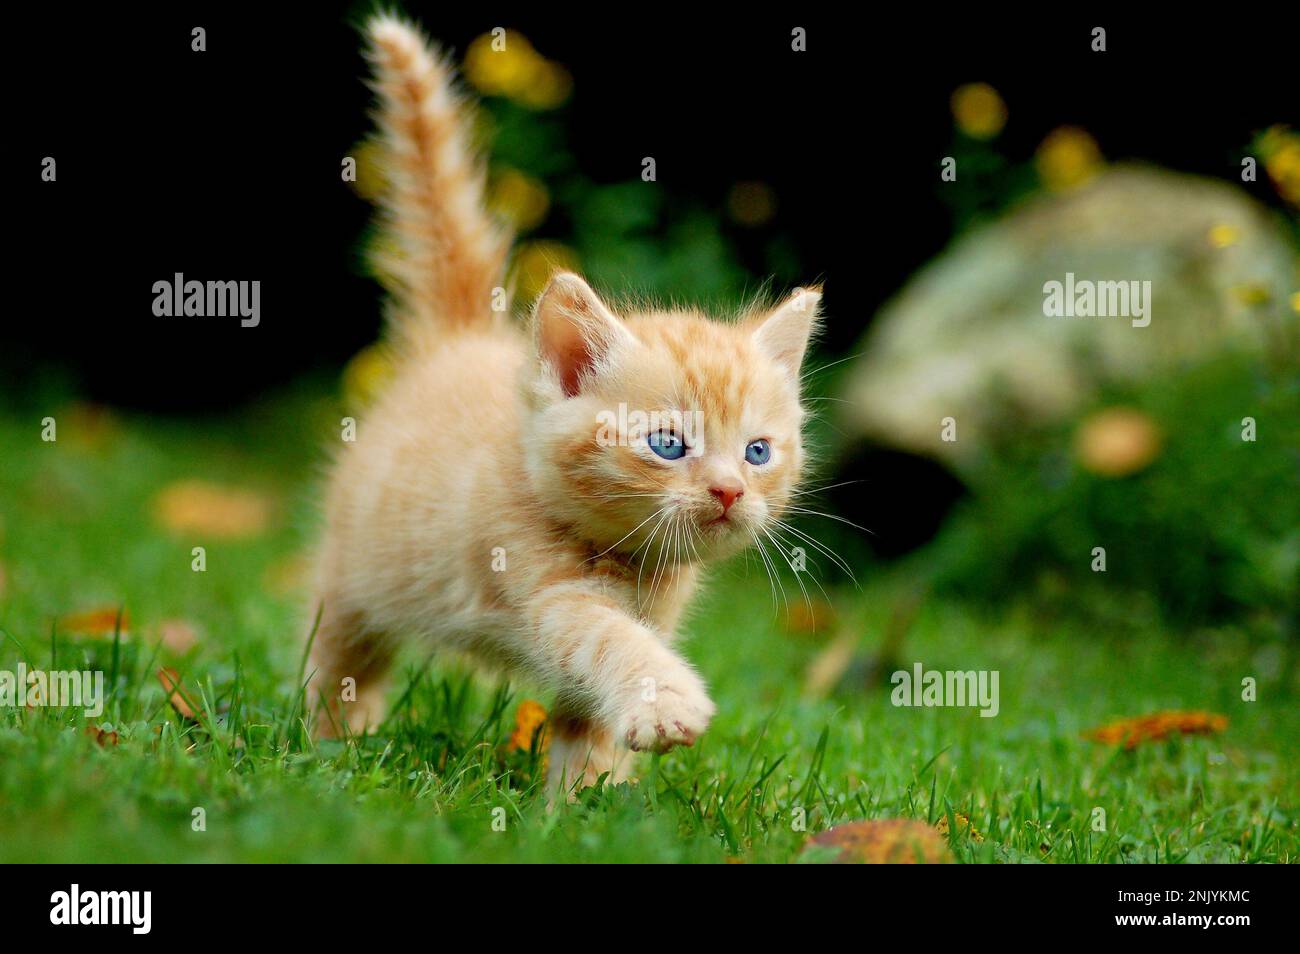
[0,388,1294,863]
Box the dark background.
[7,5,1295,410]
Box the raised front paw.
[618,666,716,753]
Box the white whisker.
[761,524,816,621]
[789,480,862,499]
[783,506,875,536]
[581,505,668,565]
[772,518,859,587]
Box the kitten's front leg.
[546,707,632,798]
[530,584,715,775]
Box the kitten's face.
[526,274,818,566]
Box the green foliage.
[484,98,754,308]
[0,392,1295,862]
[926,355,1299,631]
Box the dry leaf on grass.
[1075,407,1163,477]
[1084,710,1227,749]
[157,668,198,720]
[505,699,549,752]
[85,725,119,747]
[153,480,275,539]
[804,819,954,864]
[60,606,130,638]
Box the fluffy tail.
[365,15,509,344]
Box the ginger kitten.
[308,16,822,795]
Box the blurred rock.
[842,165,1297,473]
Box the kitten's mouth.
[702,513,738,532]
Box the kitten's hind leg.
[305,601,394,738]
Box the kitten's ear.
[532,272,634,397]
[753,286,821,378]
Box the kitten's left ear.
[753,286,822,378]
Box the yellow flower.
[514,61,573,111]
[1207,223,1241,249]
[510,240,581,305]
[487,167,550,232]
[1036,126,1103,192]
[1258,125,1300,206]
[951,83,1007,139]
[1266,142,1300,206]
[463,30,537,96]
[342,342,395,408]
[1290,290,1300,314]
[936,811,985,843]
[726,181,777,226]
[463,31,571,110]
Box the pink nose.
[710,483,744,514]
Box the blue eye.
[648,429,686,460]
[745,439,771,465]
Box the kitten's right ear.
[532,272,634,397]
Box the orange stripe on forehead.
[631,314,770,427]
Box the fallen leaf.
[156,619,199,654]
[1075,407,1162,477]
[153,480,275,539]
[1084,710,1227,749]
[60,606,130,638]
[157,667,198,720]
[85,725,119,747]
[804,819,954,864]
[505,699,548,752]
[936,811,985,842]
